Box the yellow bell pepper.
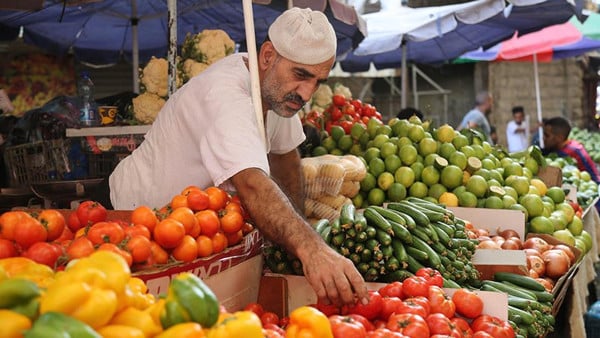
[206,311,263,338]
[96,324,146,338]
[285,306,333,338]
[117,277,155,311]
[65,251,130,294]
[110,306,163,337]
[155,322,205,338]
[0,257,54,288]
[0,309,32,338]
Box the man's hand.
[301,243,368,306]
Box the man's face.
[514,112,524,124]
[543,125,562,151]
[262,53,334,118]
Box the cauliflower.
[181,29,235,65]
[182,59,210,80]
[132,92,165,124]
[333,83,352,99]
[140,57,168,97]
[311,84,333,109]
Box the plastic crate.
[4,139,72,187]
[87,152,128,178]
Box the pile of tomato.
[302,94,383,135]
[245,268,515,338]
[0,186,254,271]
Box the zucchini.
[431,225,451,246]
[319,226,332,243]
[391,240,409,264]
[330,218,342,235]
[494,272,546,292]
[312,219,329,233]
[411,236,442,269]
[405,245,429,262]
[482,281,537,301]
[385,256,400,272]
[376,229,393,246]
[381,269,413,282]
[508,305,535,325]
[340,203,356,226]
[405,254,425,273]
[442,277,461,289]
[389,220,413,244]
[364,207,394,235]
[434,221,456,237]
[380,244,394,258]
[409,226,433,244]
[405,201,447,223]
[370,206,407,226]
[387,202,430,227]
[396,211,417,230]
[353,212,368,233]
[501,281,554,302]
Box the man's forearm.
[268,150,305,212]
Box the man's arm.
[231,168,367,306]
[268,149,304,212]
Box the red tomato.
[402,276,430,298]
[415,268,444,287]
[14,216,47,249]
[396,298,429,318]
[76,200,108,227]
[347,313,375,332]
[54,226,74,243]
[378,281,403,298]
[426,313,462,337]
[263,324,285,338]
[260,312,280,327]
[346,290,383,321]
[362,104,376,117]
[22,242,63,268]
[0,238,18,258]
[332,94,346,107]
[386,313,429,338]
[428,286,455,318]
[86,221,125,245]
[66,236,95,259]
[350,99,363,111]
[470,315,515,338]
[472,331,495,338]
[37,209,66,242]
[366,328,406,338]
[329,315,367,338]
[452,288,484,319]
[380,297,403,321]
[279,316,290,328]
[67,211,82,232]
[312,301,341,317]
[330,106,343,121]
[451,317,474,338]
[243,303,265,317]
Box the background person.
[506,106,529,152]
[457,91,494,144]
[543,116,600,183]
[397,106,423,120]
[109,8,367,306]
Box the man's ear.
[260,42,276,69]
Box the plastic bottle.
[77,71,100,127]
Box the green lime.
[484,196,504,209]
[373,134,390,149]
[458,191,478,207]
[452,134,469,149]
[567,215,583,236]
[466,175,488,198]
[380,141,398,158]
[330,148,343,156]
[410,162,424,181]
[408,124,426,143]
[367,188,386,206]
[440,165,464,190]
[360,172,377,192]
[399,144,418,165]
[546,186,566,204]
[428,183,447,200]
[321,136,336,152]
[384,154,402,173]
[421,165,440,187]
[529,216,554,234]
[350,123,366,141]
[391,119,411,137]
[396,136,413,149]
[418,138,438,157]
[519,194,544,218]
[330,125,345,141]
[502,195,517,208]
[509,203,529,221]
[376,125,393,136]
[503,186,519,201]
[424,153,440,167]
[395,166,415,188]
[509,176,530,196]
[435,124,456,143]
[524,157,539,176]
[460,145,475,159]
[503,162,524,178]
[481,158,496,170]
[363,147,381,164]
[439,142,456,160]
[387,183,407,202]
[349,143,363,156]
[311,146,328,157]
[471,144,485,160]
[377,172,395,191]
[369,158,386,177]
[337,134,353,152]
[409,182,428,198]
[449,151,467,170]
[352,193,364,208]
[359,132,371,148]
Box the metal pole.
[132,0,139,93]
[533,54,544,148]
[167,0,177,97]
[401,42,408,109]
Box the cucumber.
[508,305,535,325]
[385,256,400,272]
[381,269,413,282]
[423,223,439,242]
[353,212,368,233]
[405,245,429,262]
[360,248,373,262]
[355,230,368,243]
[409,226,433,244]
[389,220,413,244]
[365,226,378,239]
[493,272,546,292]
[405,201,447,223]
[340,203,356,226]
[431,225,451,246]
[482,281,537,301]
[381,244,394,258]
[364,207,394,235]
[442,277,461,289]
[391,240,409,267]
[433,221,456,237]
[370,206,407,226]
[405,254,425,273]
[313,219,330,234]
[330,218,342,235]
[387,202,430,227]
[501,281,554,302]
[507,296,540,310]
[411,236,442,269]
[319,226,332,243]
[376,229,393,246]
[396,211,417,230]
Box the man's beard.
[262,70,305,118]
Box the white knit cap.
[268,7,337,65]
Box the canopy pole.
[132,0,139,94]
[243,0,266,148]
[167,0,177,97]
[533,53,544,149]
[401,42,408,109]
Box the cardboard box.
[537,165,562,187]
[258,274,508,321]
[448,207,528,280]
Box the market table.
[552,205,600,337]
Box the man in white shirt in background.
[506,106,529,153]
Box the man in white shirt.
[457,91,494,144]
[110,8,367,306]
[506,106,529,152]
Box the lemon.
[409,182,428,198]
[418,138,438,157]
[421,166,440,187]
[384,155,402,173]
[457,191,478,207]
[466,175,488,198]
[428,183,447,200]
[438,192,459,207]
[399,144,418,165]
[519,194,544,218]
[435,124,456,143]
[387,183,407,202]
[377,172,395,191]
[395,166,415,188]
[440,165,463,190]
[360,172,377,192]
[367,188,386,206]
[546,186,566,204]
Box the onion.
[527,255,546,276]
[523,237,552,253]
[477,240,502,249]
[476,228,490,237]
[501,238,523,250]
[498,229,520,240]
[535,277,555,292]
[553,244,576,265]
[542,249,570,278]
[523,248,542,257]
[529,269,539,279]
[477,235,491,242]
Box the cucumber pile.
[264,198,482,286]
[483,272,555,338]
